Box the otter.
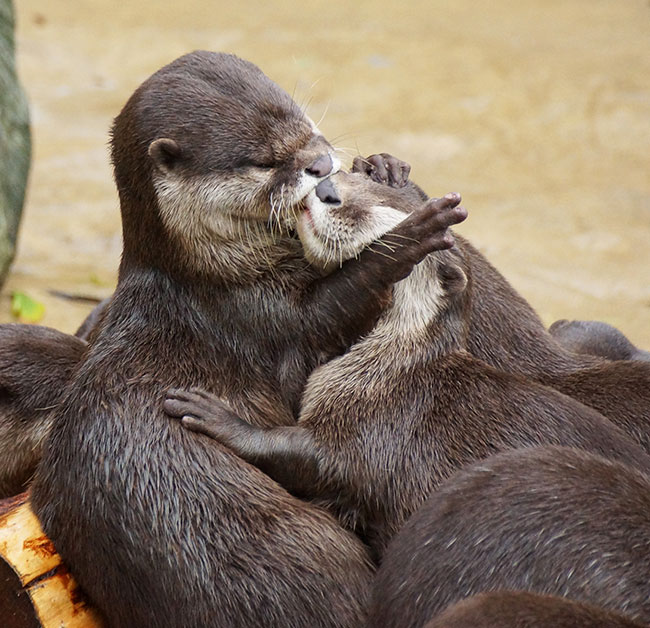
[368,446,650,628]
[454,232,650,451]
[0,296,110,499]
[0,325,86,498]
[423,591,645,628]
[165,169,650,559]
[549,318,650,362]
[30,51,466,627]
[354,177,650,451]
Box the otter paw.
[164,388,245,442]
[164,387,229,420]
[383,193,467,267]
[352,153,411,188]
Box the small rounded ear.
[438,261,468,296]
[148,138,182,174]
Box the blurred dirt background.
[4,0,650,346]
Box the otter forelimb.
[165,388,320,496]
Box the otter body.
[423,591,644,628]
[29,53,372,627]
[549,318,650,362]
[369,446,650,628]
[0,325,86,497]
[166,170,650,559]
[461,238,650,451]
[30,53,465,627]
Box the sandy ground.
[4,0,650,347]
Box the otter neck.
[360,258,466,361]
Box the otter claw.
[352,153,411,188]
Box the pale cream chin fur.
[151,145,341,281]
[298,192,407,272]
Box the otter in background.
[0,325,86,497]
[549,318,650,362]
[457,232,650,451]
[368,446,650,628]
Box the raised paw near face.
[164,388,249,444]
[352,153,411,188]
[375,193,467,283]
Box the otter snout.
[306,154,334,178]
[315,178,341,205]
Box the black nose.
[305,154,333,178]
[315,178,341,205]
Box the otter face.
[298,171,469,336]
[297,171,408,272]
[112,51,340,247]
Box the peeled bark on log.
[0,493,103,627]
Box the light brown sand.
[5,0,650,347]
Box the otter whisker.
[374,240,399,254]
[365,248,398,263]
[269,192,277,237]
[301,96,315,117]
[315,100,331,130]
[384,233,420,244]
[270,193,283,239]
[328,132,358,145]
[333,146,360,158]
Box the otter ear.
[438,260,468,296]
[148,138,182,174]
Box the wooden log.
[0,493,103,627]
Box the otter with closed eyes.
[29,52,466,627]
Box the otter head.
[296,171,413,273]
[111,51,339,280]
[298,171,469,341]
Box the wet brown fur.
[459,235,650,452]
[166,172,650,560]
[27,51,471,627]
[423,591,644,628]
[27,51,405,628]
[369,446,650,627]
[0,301,106,499]
[0,324,86,497]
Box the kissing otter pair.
[23,51,466,628]
[0,51,648,626]
[165,169,650,561]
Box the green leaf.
[11,292,45,324]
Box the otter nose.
[305,154,333,178]
[315,178,341,205]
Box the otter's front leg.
[164,388,321,496]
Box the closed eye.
[250,160,276,170]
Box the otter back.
[369,446,650,628]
